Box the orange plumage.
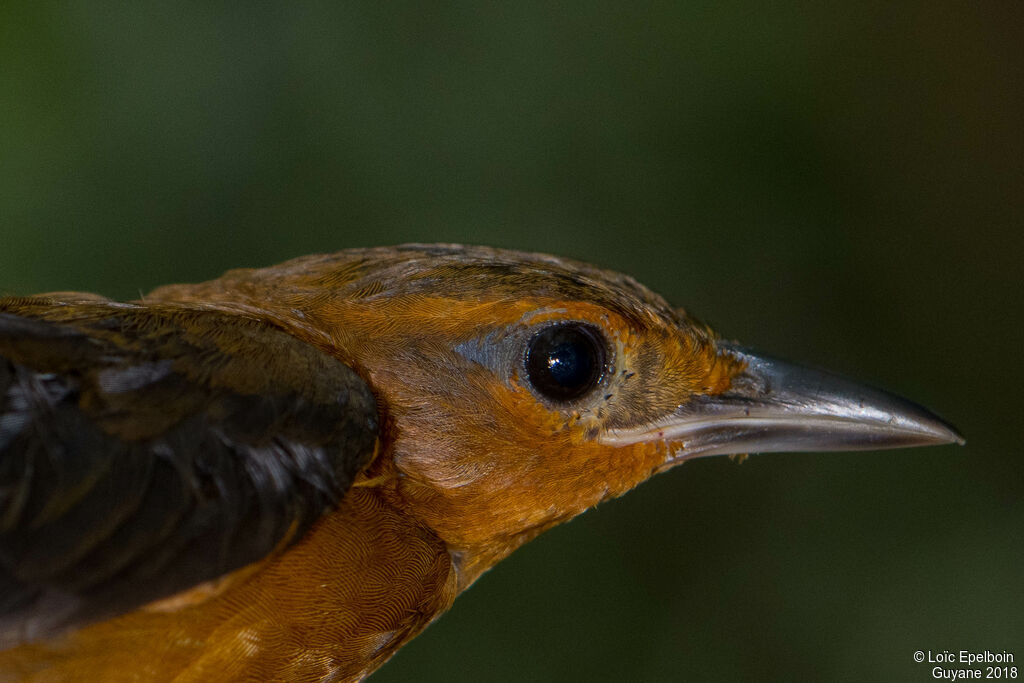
[0,245,961,681]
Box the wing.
[0,298,378,647]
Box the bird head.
[150,244,961,586]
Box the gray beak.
[601,344,964,461]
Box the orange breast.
[0,488,457,682]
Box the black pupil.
[525,324,606,402]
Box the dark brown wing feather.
[0,300,378,647]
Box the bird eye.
[524,323,607,402]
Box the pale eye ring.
[524,323,607,402]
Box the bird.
[0,244,962,681]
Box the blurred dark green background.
[2,3,1021,681]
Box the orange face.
[354,302,740,554]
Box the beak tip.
[900,406,964,448]
[931,423,966,447]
